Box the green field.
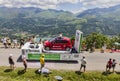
[1,66,120,81]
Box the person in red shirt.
[106,58,113,72]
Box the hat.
[9,54,13,56]
[41,54,45,57]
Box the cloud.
[0,0,120,13]
[80,0,120,8]
[0,0,57,9]
[71,7,87,14]
[0,0,80,9]
[57,0,80,4]
[70,0,120,13]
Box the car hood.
[44,40,50,45]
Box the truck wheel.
[45,47,50,51]
[65,47,70,51]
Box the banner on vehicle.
[27,53,79,60]
[28,53,60,60]
[74,30,83,53]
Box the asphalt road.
[1,48,120,71]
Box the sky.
[0,0,120,14]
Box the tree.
[84,32,109,49]
[108,34,120,49]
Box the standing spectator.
[112,59,117,72]
[59,32,62,37]
[22,55,27,72]
[3,37,7,48]
[39,39,44,53]
[80,56,87,72]
[58,32,62,39]
[40,54,45,70]
[13,38,18,48]
[101,44,107,53]
[7,38,12,48]
[8,54,15,70]
[82,43,86,51]
[92,41,96,52]
[106,58,112,72]
[111,46,116,53]
[31,36,36,43]
[19,38,24,48]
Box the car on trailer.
[44,37,72,51]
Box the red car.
[44,37,72,51]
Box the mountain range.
[0,4,120,38]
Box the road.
[0,48,120,71]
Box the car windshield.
[48,38,56,42]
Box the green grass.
[1,66,120,81]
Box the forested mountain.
[0,4,120,38]
[0,7,76,37]
[77,4,120,35]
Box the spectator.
[13,38,18,48]
[7,38,12,48]
[40,54,45,70]
[106,58,112,72]
[8,54,15,70]
[111,46,116,53]
[31,36,36,43]
[80,56,87,72]
[82,43,86,51]
[112,59,117,72]
[59,32,62,37]
[19,38,24,48]
[101,44,107,53]
[2,37,7,48]
[22,55,27,72]
[39,39,44,53]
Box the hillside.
[0,5,120,38]
[0,7,76,37]
[77,4,120,35]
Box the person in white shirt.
[112,59,117,72]
[13,38,18,48]
[3,37,7,48]
[80,56,87,72]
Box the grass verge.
[1,66,120,81]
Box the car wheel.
[45,47,50,51]
[65,47,70,51]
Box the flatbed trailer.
[21,42,80,61]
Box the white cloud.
[0,0,120,13]
[71,7,87,14]
[0,0,81,8]
[70,0,120,13]
[57,0,80,4]
[81,0,120,8]
[0,0,58,9]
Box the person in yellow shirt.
[40,54,45,70]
